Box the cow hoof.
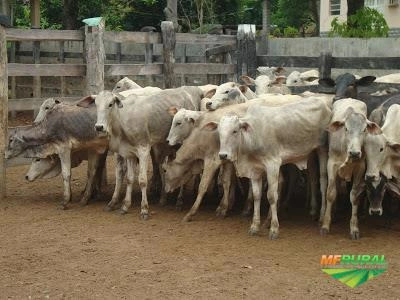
[350,231,360,240]
[119,209,128,215]
[104,205,114,212]
[79,200,88,207]
[310,213,319,222]
[140,213,149,221]
[320,227,329,236]
[248,228,259,236]
[57,204,68,210]
[241,210,251,218]
[182,215,192,222]
[215,207,227,218]
[175,205,183,212]
[269,232,279,240]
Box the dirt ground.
[2,112,400,299]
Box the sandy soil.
[0,156,399,300]
[2,112,400,299]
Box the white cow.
[286,70,319,86]
[320,98,381,239]
[240,75,290,95]
[78,87,204,219]
[203,97,331,239]
[112,77,142,93]
[375,73,400,83]
[364,104,400,215]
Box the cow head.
[34,98,61,124]
[25,156,61,181]
[166,107,203,146]
[329,107,381,160]
[319,73,376,101]
[78,91,124,134]
[205,82,248,111]
[163,158,201,193]
[203,115,250,162]
[241,75,287,95]
[112,77,141,93]
[6,129,28,159]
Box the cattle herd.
[5,67,400,240]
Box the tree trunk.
[310,0,320,36]
[347,0,364,17]
[63,0,79,29]
[164,0,179,31]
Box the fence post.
[161,21,176,89]
[0,25,8,201]
[84,19,105,95]
[319,51,333,79]
[237,24,256,81]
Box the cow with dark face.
[319,73,376,101]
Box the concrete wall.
[265,37,400,77]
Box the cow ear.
[113,94,124,108]
[328,121,344,132]
[356,76,376,86]
[185,113,201,124]
[202,122,218,131]
[204,88,216,99]
[76,95,96,108]
[273,76,286,85]
[276,66,285,74]
[240,75,255,86]
[305,76,319,82]
[388,141,400,153]
[239,121,250,131]
[167,106,179,116]
[318,78,335,87]
[366,120,382,135]
[239,85,248,94]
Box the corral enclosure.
[1,22,400,299]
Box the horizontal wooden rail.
[105,64,163,76]
[6,156,32,168]
[104,31,161,44]
[6,28,84,41]
[9,96,81,111]
[8,63,85,77]
[174,63,235,75]
[176,33,236,45]
[258,55,400,70]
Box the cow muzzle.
[348,150,361,160]
[369,207,383,216]
[219,153,228,160]
[365,174,379,182]
[95,124,105,132]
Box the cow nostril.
[349,151,361,159]
[219,153,227,160]
[365,175,376,182]
[95,125,104,132]
[206,102,212,108]
[25,175,29,181]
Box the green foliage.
[271,0,313,33]
[271,27,282,37]
[329,7,389,38]
[283,26,299,38]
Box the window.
[330,0,341,15]
[365,0,385,12]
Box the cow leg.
[248,177,263,235]
[320,159,339,235]
[265,161,281,239]
[137,146,151,220]
[79,151,100,206]
[175,185,185,211]
[307,154,319,220]
[158,163,168,206]
[318,149,328,223]
[105,154,127,211]
[349,162,365,240]
[280,166,296,211]
[120,157,138,214]
[216,162,234,217]
[59,149,72,209]
[183,159,220,222]
[242,181,253,217]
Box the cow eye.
[45,106,49,110]
[35,158,40,162]
[233,130,238,134]
[380,147,384,152]
[176,122,182,126]
[108,103,113,108]
[224,90,229,94]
